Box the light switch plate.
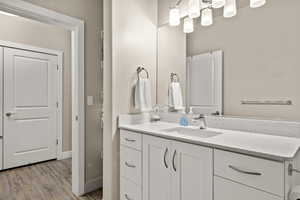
[87,96,94,106]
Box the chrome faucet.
[192,114,207,129]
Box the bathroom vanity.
[119,116,300,200]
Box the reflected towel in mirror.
[168,82,184,110]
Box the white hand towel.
[168,82,183,110]
[134,78,152,112]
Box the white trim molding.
[0,0,86,196]
[59,151,73,160]
[85,176,103,194]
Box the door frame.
[0,0,86,196]
[0,40,64,160]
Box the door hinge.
[56,139,59,145]
[56,102,59,108]
[57,65,59,70]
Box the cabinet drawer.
[120,146,142,185]
[120,178,141,200]
[120,130,142,151]
[214,150,284,196]
[214,176,282,200]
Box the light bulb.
[223,0,237,18]
[250,0,266,8]
[183,17,194,33]
[169,7,180,26]
[188,0,201,19]
[212,0,225,9]
[201,8,213,26]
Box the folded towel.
[134,78,152,112]
[168,82,184,110]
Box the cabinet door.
[143,135,172,200]
[214,176,282,200]
[172,141,213,200]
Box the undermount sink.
[163,127,222,138]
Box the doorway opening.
[0,0,86,196]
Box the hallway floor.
[0,159,102,200]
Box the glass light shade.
[223,0,237,18]
[201,8,213,26]
[188,0,201,18]
[169,7,180,26]
[212,0,226,8]
[183,17,194,33]
[250,0,266,8]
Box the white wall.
[113,0,158,114]
[187,0,300,121]
[104,0,157,199]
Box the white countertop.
[119,121,300,161]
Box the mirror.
[157,0,298,120]
[157,24,224,115]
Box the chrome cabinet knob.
[6,112,14,117]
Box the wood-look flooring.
[0,159,102,200]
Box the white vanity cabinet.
[120,128,289,200]
[142,134,213,200]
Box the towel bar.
[170,73,179,82]
[241,100,292,105]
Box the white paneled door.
[3,47,58,169]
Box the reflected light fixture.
[201,7,213,26]
[188,0,201,19]
[183,17,194,33]
[223,0,237,18]
[169,7,181,26]
[250,0,266,8]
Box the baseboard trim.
[85,176,103,194]
[58,151,72,160]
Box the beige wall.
[23,0,102,185]
[187,0,300,121]
[0,14,72,152]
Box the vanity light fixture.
[250,0,266,8]
[223,0,237,18]
[169,0,266,33]
[183,17,194,33]
[201,7,213,26]
[169,7,181,26]
[188,0,201,18]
